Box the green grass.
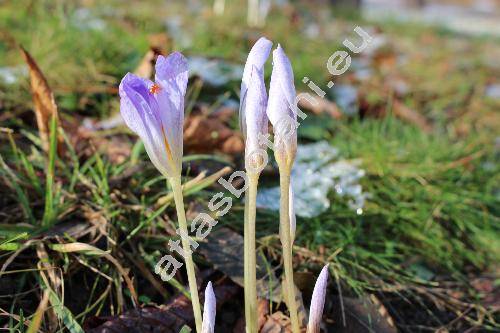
[0,0,499,331]
[306,117,498,276]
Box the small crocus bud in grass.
[119,52,187,178]
[267,44,297,170]
[202,282,216,333]
[307,265,329,333]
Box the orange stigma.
[149,83,161,94]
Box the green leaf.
[41,279,84,333]
[42,114,58,226]
[47,289,84,333]
[179,325,192,333]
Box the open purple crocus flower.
[119,52,188,178]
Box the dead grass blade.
[134,48,163,79]
[156,166,232,207]
[0,239,36,276]
[297,92,342,119]
[49,242,138,306]
[392,100,433,133]
[36,243,61,331]
[123,249,170,299]
[0,308,31,329]
[37,264,85,333]
[26,290,50,333]
[20,46,63,153]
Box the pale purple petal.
[267,44,297,164]
[154,52,188,172]
[267,45,296,127]
[240,37,272,139]
[155,52,188,110]
[244,65,268,156]
[119,73,172,176]
[119,73,158,131]
[272,45,296,115]
[202,282,216,333]
[307,265,329,333]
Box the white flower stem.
[244,174,259,333]
[247,0,259,27]
[279,168,300,333]
[243,191,250,332]
[170,176,203,333]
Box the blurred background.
[0,0,499,332]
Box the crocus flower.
[307,265,329,333]
[240,37,272,172]
[202,282,216,333]
[119,52,188,178]
[266,44,297,169]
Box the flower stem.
[244,174,259,333]
[243,190,250,333]
[279,168,300,333]
[170,176,203,333]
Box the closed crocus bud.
[244,65,269,174]
[119,52,187,178]
[240,37,273,174]
[266,44,297,170]
[202,282,216,333]
[307,265,329,333]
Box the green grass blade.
[42,115,58,226]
